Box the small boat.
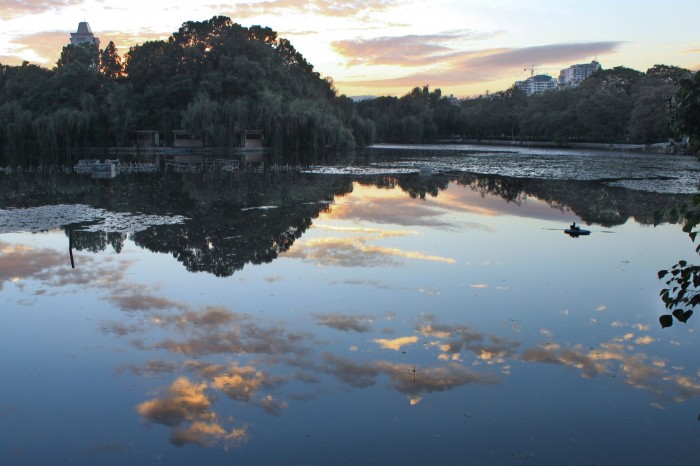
[564,222,590,237]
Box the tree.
[57,43,99,70]
[658,71,700,327]
[100,41,123,79]
[670,70,700,153]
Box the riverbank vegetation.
[0,16,374,165]
[357,66,697,149]
[1,14,699,164]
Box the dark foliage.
[0,16,374,163]
[359,65,692,145]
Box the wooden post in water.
[69,230,75,269]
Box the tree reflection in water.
[1,161,699,463]
[2,168,691,276]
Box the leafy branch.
[658,195,700,328]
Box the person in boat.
[569,222,578,231]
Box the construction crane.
[523,65,557,78]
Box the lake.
[1,144,699,465]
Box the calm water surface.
[1,146,699,465]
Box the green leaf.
[660,314,673,328]
[673,308,693,323]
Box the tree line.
[2,14,699,165]
[357,65,698,149]
[0,16,375,165]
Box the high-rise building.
[70,22,100,47]
[558,61,601,88]
[515,74,558,95]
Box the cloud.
[338,41,622,89]
[1,31,67,65]
[283,235,455,267]
[2,28,171,67]
[218,0,398,20]
[0,0,84,20]
[107,292,189,312]
[324,195,456,228]
[333,30,498,67]
[313,312,374,332]
[323,354,381,388]
[416,316,521,363]
[145,309,312,358]
[210,364,274,400]
[0,242,65,289]
[0,240,130,291]
[373,335,418,351]
[322,354,501,396]
[377,361,501,397]
[117,360,179,376]
[522,346,609,378]
[137,377,248,448]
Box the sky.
[0,0,698,98]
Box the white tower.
[70,22,100,47]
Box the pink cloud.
[338,41,621,89]
[333,30,499,67]
[0,0,84,20]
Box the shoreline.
[432,138,691,155]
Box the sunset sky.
[0,0,698,98]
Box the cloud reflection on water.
[4,176,700,459]
[282,227,456,266]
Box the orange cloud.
[137,377,248,447]
[373,335,418,350]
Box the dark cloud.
[322,354,501,397]
[257,395,289,416]
[521,346,609,378]
[313,312,374,333]
[107,293,189,312]
[116,360,179,376]
[100,321,145,337]
[377,361,501,396]
[323,354,382,388]
[149,317,311,358]
[329,278,395,290]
